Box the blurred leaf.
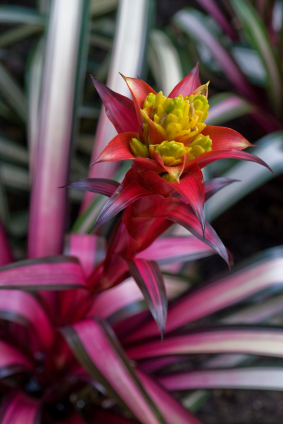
[26,38,44,176]
[0,256,86,290]
[137,370,202,424]
[0,6,45,25]
[207,92,254,125]
[0,136,29,166]
[127,326,283,360]
[28,0,90,257]
[0,393,40,424]
[173,9,259,103]
[90,0,118,16]
[148,29,183,95]
[0,163,29,191]
[0,289,54,349]
[0,24,43,48]
[137,236,214,265]
[232,0,282,115]
[159,367,283,391]
[196,0,238,40]
[0,342,33,375]
[207,131,283,220]
[0,63,28,122]
[0,220,12,265]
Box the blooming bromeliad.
[85,63,270,233]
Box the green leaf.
[231,0,282,115]
[0,63,27,122]
[0,6,45,25]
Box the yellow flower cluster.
[129,86,212,181]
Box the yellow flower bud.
[130,138,150,158]
[149,140,191,166]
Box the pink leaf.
[91,75,139,133]
[0,290,54,350]
[159,367,283,392]
[65,234,105,278]
[62,318,167,424]
[137,370,202,424]
[0,392,40,424]
[0,341,33,376]
[196,0,238,40]
[127,259,167,337]
[136,236,214,264]
[168,63,201,98]
[0,256,86,290]
[127,327,283,360]
[63,178,119,197]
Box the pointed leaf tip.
[90,74,139,133]
[127,259,167,336]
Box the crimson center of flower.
[129,87,212,176]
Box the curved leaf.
[168,63,200,98]
[0,392,40,424]
[64,178,119,197]
[93,176,150,231]
[207,93,254,126]
[231,0,282,114]
[169,166,205,233]
[196,0,237,40]
[0,341,33,377]
[204,177,239,201]
[136,236,214,264]
[127,327,283,360]
[173,9,258,102]
[137,370,202,424]
[62,318,167,424]
[0,256,86,290]
[159,367,283,392]
[0,290,54,349]
[127,259,167,337]
[90,75,139,133]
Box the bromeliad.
[86,63,271,233]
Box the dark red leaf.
[91,75,139,133]
[127,259,167,337]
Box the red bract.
[88,64,271,232]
